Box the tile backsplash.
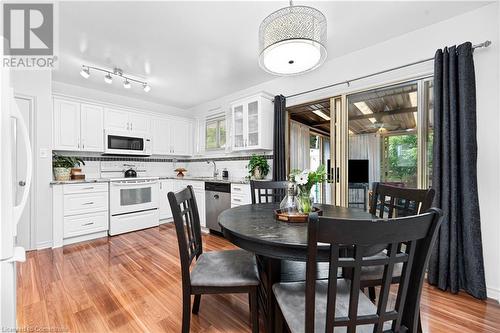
[65,153,273,180]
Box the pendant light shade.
[259,4,327,75]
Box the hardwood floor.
[17,223,500,333]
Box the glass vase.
[297,189,313,214]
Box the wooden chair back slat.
[250,180,288,204]
[305,209,443,333]
[168,185,203,287]
[369,182,435,218]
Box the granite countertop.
[51,176,249,185]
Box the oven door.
[104,131,149,155]
[110,180,159,215]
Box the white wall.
[189,4,500,300]
[52,81,187,117]
[11,71,53,249]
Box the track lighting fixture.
[79,64,150,92]
[104,73,113,84]
[80,66,90,79]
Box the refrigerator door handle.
[0,246,26,263]
[10,99,33,225]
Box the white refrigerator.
[0,65,33,330]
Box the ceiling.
[54,1,490,109]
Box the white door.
[13,97,32,250]
[152,117,171,155]
[171,119,190,155]
[246,100,260,148]
[129,112,150,132]
[53,99,80,150]
[104,108,129,131]
[81,104,104,152]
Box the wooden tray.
[274,207,323,223]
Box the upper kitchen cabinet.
[151,116,193,156]
[104,108,150,132]
[230,93,273,151]
[80,104,104,152]
[53,98,104,152]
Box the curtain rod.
[284,40,492,100]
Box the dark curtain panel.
[428,42,486,299]
[273,95,287,181]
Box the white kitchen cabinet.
[231,183,251,207]
[151,116,172,155]
[53,99,104,152]
[52,182,109,247]
[171,118,192,155]
[53,99,81,151]
[230,93,274,151]
[80,104,104,152]
[173,180,205,227]
[151,116,193,156]
[159,179,174,220]
[104,108,150,132]
[104,108,129,131]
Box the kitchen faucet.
[207,160,218,178]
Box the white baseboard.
[487,287,500,303]
[36,240,53,250]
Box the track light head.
[143,83,151,92]
[123,79,131,89]
[104,73,113,84]
[80,66,90,79]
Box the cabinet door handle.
[233,198,242,202]
[82,222,94,226]
[130,123,133,131]
[82,187,94,190]
[82,201,94,205]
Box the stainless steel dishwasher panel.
[205,182,231,232]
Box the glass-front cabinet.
[230,93,274,151]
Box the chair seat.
[360,262,403,282]
[273,279,391,333]
[190,250,260,287]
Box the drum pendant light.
[259,1,327,76]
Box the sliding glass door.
[334,78,434,209]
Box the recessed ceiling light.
[369,117,377,123]
[80,66,90,79]
[409,91,418,107]
[104,73,113,84]
[143,83,151,92]
[354,102,373,115]
[312,110,331,121]
[123,79,131,89]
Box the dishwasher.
[205,182,231,233]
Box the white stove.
[101,162,160,236]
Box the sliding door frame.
[335,75,434,207]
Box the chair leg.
[417,311,423,333]
[368,286,377,302]
[192,294,201,314]
[250,289,259,333]
[274,301,284,333]
[182,292,191,333]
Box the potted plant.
[52,154,85,181]
[289,165,326,213]
[248,154,270,180]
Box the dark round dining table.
[218,203,374,333]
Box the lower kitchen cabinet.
[159,179,174,220]
[172,179,206,227]
[231,183,251,207]
[52,182,109,247]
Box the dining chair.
[250,180,288,204]
[273,209,443,333]
[168,186,260,333]
[361,182,436,301]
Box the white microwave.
[104,130,152,156]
